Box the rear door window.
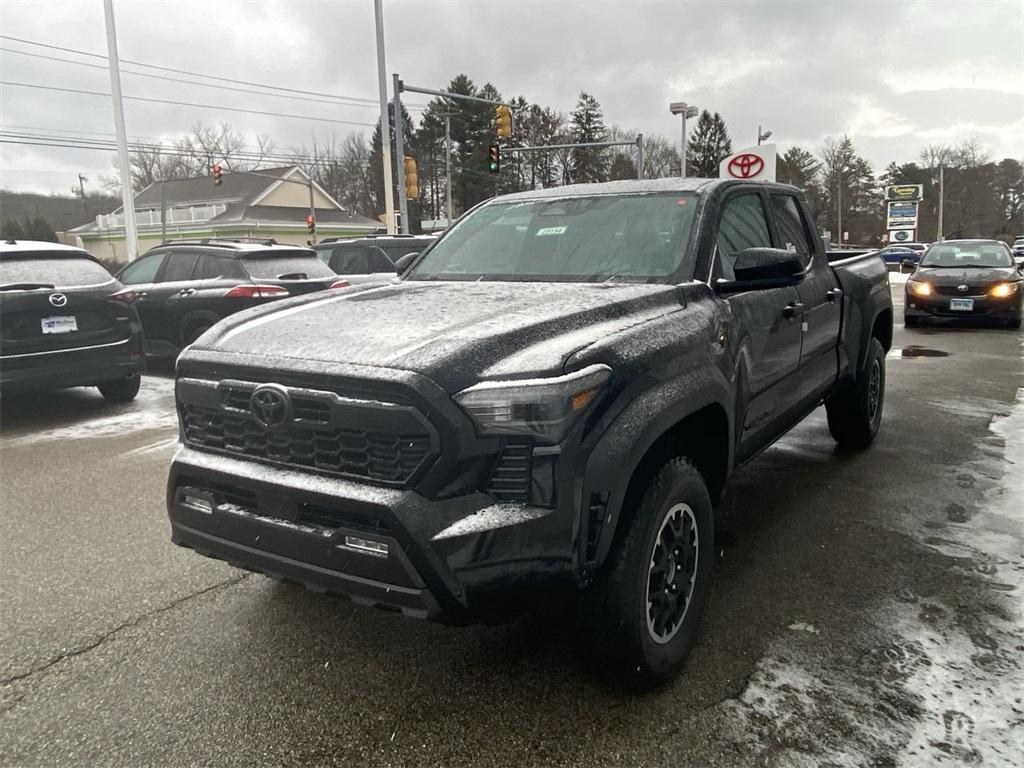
[158,250,200,283]
[366,247,395,272]
[714,193,772,281]
[118,253,165,285]
[330,245,368,274]
[770,194,813,266]
[195,254,245,280]
[1,254,114,288]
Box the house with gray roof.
[70,166,382,262]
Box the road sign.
[719,144,776,181]
[885,184,923,202]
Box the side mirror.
[716,248,805,294]
[394,252,419,276]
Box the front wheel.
[577,457,714,690]
[826,336,885,449]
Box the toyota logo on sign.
[48,293,68,307]
[727,153,765,179]
[250,384,293,428]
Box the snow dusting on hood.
[188,280,686,391]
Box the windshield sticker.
[536,226,567,237]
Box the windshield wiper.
[0,282,56,291]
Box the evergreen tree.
[24,217,57,242]
[367,102,418,229]
[1,219,25,240]
[569,92,608,183]
[686,111,732,177]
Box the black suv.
[1,240,145,401]
[117,239,343,356]
[314,235,435,281]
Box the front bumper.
[167,446,577,621]
[0,335,146,392]
[905,291,1022,320]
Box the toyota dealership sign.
[719,144,777,181]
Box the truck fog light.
[340,535,389,558]
[182,491,213,514]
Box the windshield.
[241,251,335,280]
[920,242,1013,268]
[0,254,114,289]
[408,192,698,282]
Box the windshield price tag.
[535,226,567,237]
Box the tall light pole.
[936,164,945,242]
[757,126,772,145]
[669,101,698,177]
[103,0,138,260]
[373,0,396,234]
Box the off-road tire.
[577,457,714,691]
[825,336,885,449]
[98,374,141,403]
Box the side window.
[366,246,395,272]
[715,193,772,281]
[158,251,199,283]
[313,247,333,264]
[196,255,244,280]
[333,245,368,274]
[770,194,813,266]
[118,253,165,285]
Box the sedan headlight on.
[454,364,612,444]
[990,282,1019,298]
[908,280,933,297]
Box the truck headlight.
[908,280,932,297]
[990,282,1019,298]
[454,364,612,444]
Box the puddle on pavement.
[890,346,950,358]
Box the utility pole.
[373,0,396,234]
[669,102,698,177]
[392,73,409,234]
[160,180,166,244]
[307,177,317,244]
[936,164,944,242]
[103,0,139,260]
[444,113,454,224]
[636,134,645,179]
[77,174,88,220]
[837,170,843,247]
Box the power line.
[0,46,423,112]
[0,80,378,128]
[0,34,427,110]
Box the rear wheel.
[577,457,714,690]
[98,374,141,403]
[826,336,885,449]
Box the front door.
[713,191,805,459]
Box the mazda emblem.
[250,384,292,428]
[48,292,67,307]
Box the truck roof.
[495,177,798,203]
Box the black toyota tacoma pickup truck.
[167,179,892,687]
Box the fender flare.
[580,366,733,573]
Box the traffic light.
[306,214,315,234]
[488,143,500,174]
[404,156,419,199]
[495,105,512,138]
[212,163,223,185]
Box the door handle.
[135,290,148,299]
[826,288,844,303]
[782,302,804,319]
[177,288,196,297]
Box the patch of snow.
[432,503,548,540]
[787,622,820,634]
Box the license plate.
[949,298,974,312]
[41,316,78,334]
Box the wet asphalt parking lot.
[1,278,1022,768]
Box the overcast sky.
[1,0,1021,197]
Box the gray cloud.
[1,0,1021,195]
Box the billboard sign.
[719,144,777,181]
[884,184,924,202]
[889,228,915,243]
[886,200,919,229]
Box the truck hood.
[190,280,686,391]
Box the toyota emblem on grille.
[48,292,68,307]
[250,384,292,428]
[957,284,969,292]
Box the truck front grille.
[178,378,439,487]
